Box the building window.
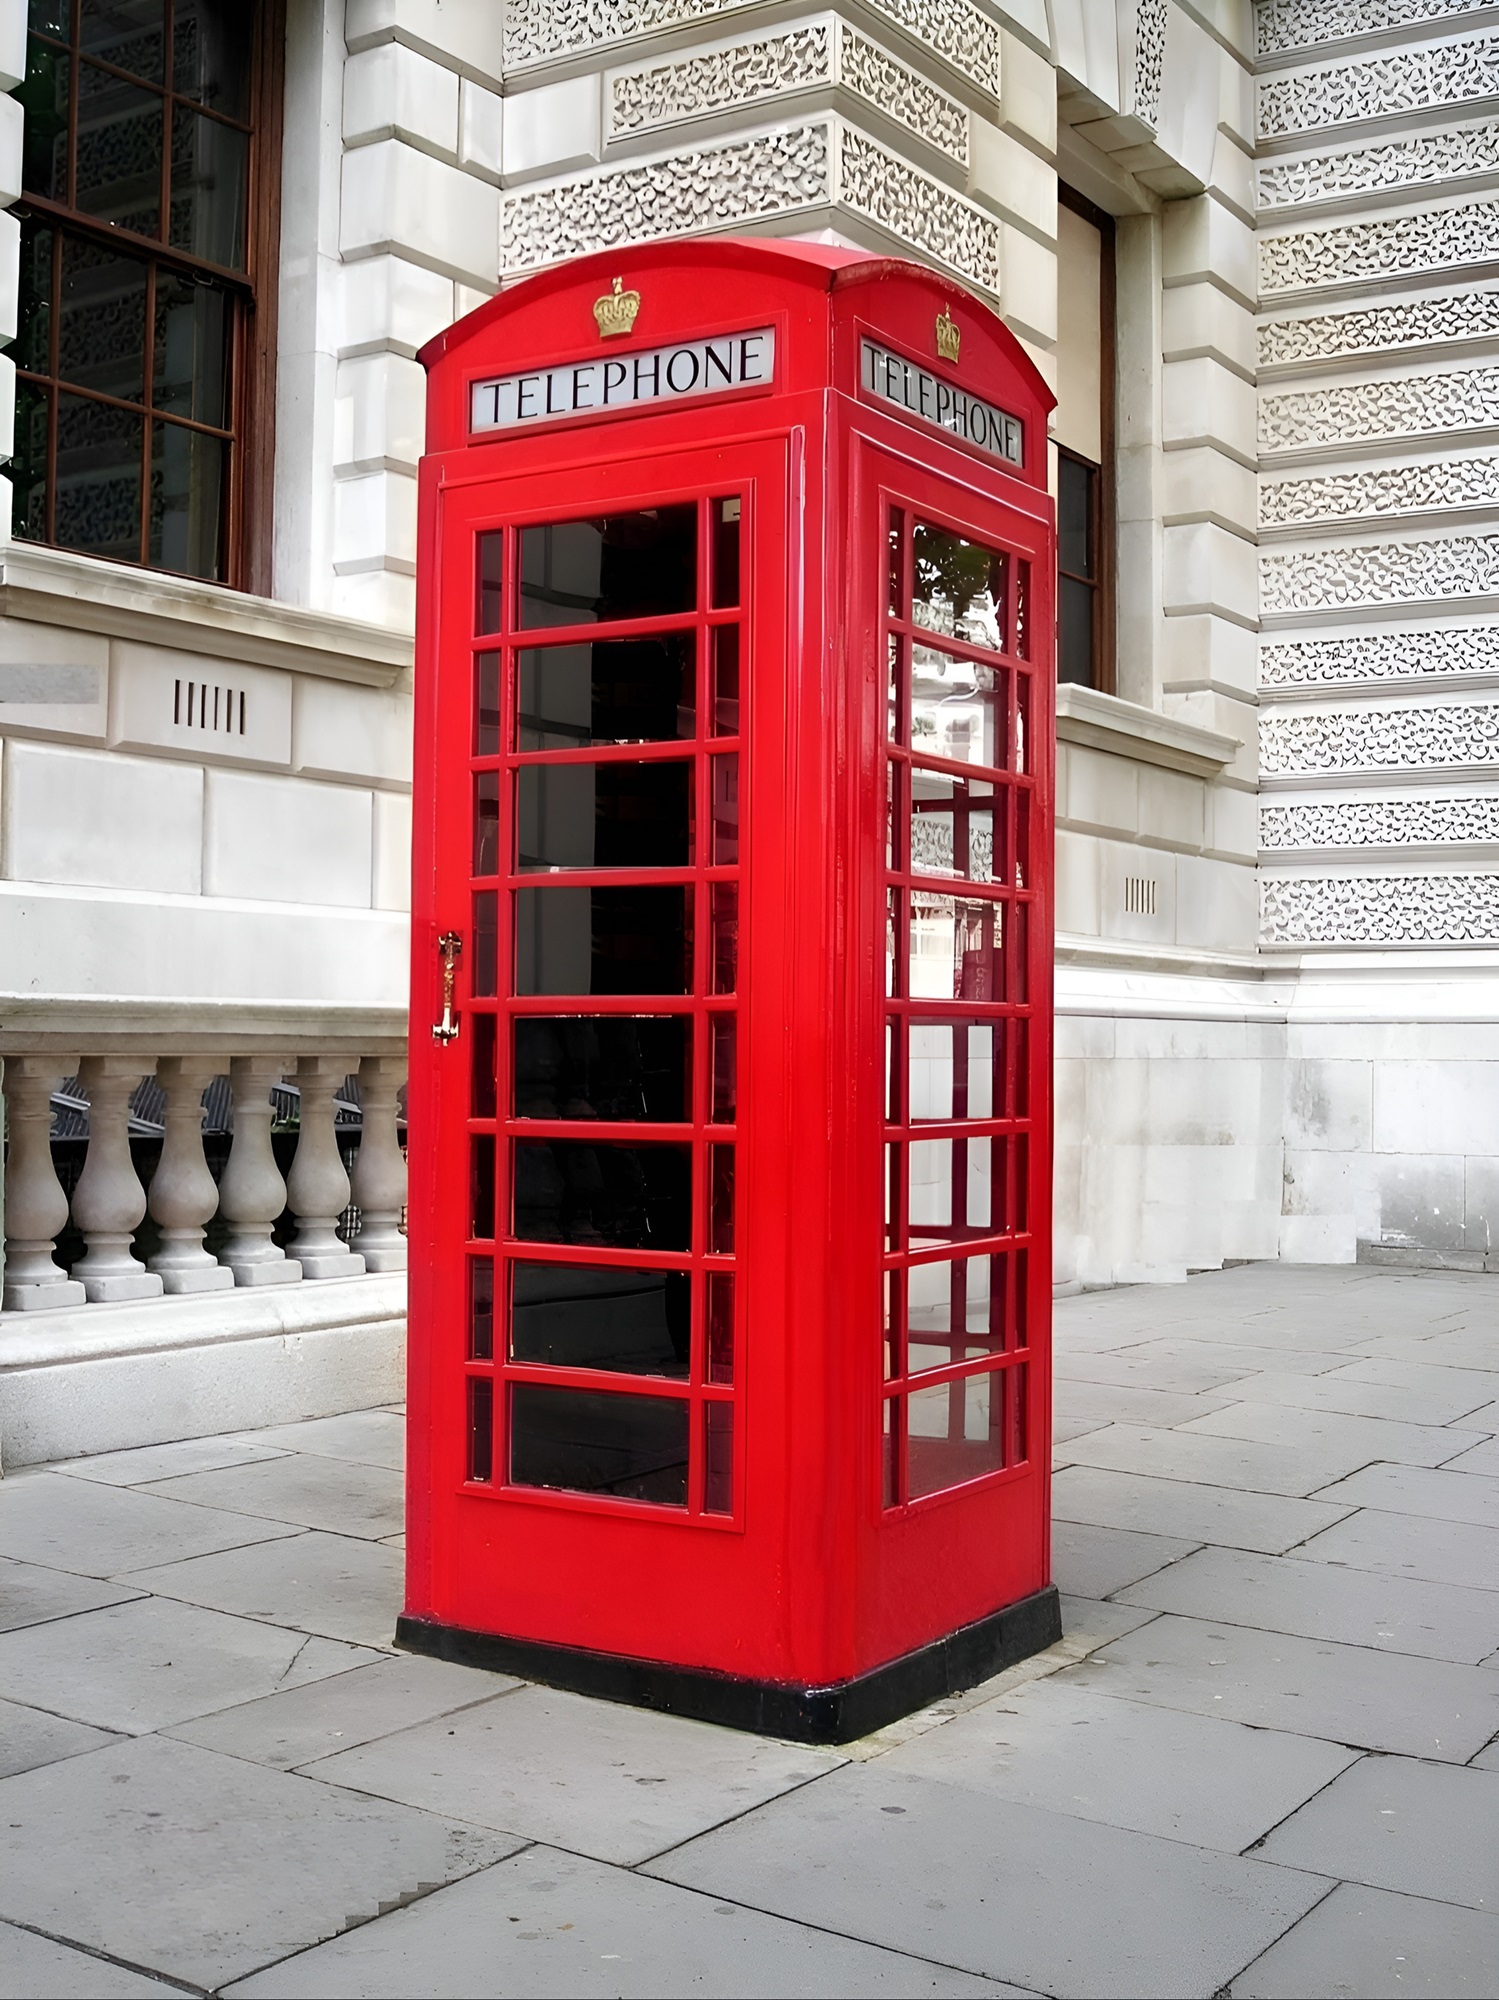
[1054,186,1115,692]
[12,0,283,588]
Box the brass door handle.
[433,931,463,1043]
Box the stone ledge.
[1056,684,1241,777]
[0,996,409,1058]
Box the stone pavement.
[0,1263,1496,1999]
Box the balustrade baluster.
[217,1056,302,1286]
[1,1058,87,1312]
[286,1057,365,1279]
[70,1057,163,1302]
[350,1056,408,1272]
[147,1058,234,1294]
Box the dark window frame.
[13,0,285,593]
[1056,182,1116,696]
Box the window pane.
[510,1384,688,1506]
[170,105,248,268]
[907,1371,1007,1498]
[514,1016,689,1123]
[29,3,70,38]
[907,1255,1004,1373]
[148,419,224,577]
[80,0,165,82]
[911,522,1008,652]
[19,36,70,202]
[467,1376,493,1483]
[1059,575,1095,688]
[58,234,147,402]
[518,635,695,748]
[712,625,739,736]
[153,270,229,425]
[510,1262,689,1378]
[704,1402,733,1513]
[911,647,1003,768]
[710,1013,736,1123]
[470,1011,496,1120]
[516,760,692,872]
[1058,455,1094,579]
[519,507,696,629]
[710,881,737,995]
[15,217,53,376]
[513,1140,692,1249]
[473,770,499,876]
[711,495,740,607]
[908,1135,991,1248]
[173,0,253,120]
[908,1019,995,1122]
[55,392,142,560]
[475,653,501,753]
[710,1145,734,1254]
[910,769,993,883]
[11,380,50,541]
[711,755,738,865]
[909,893,1002,1001]
[469,1257,494,1360]
[516,886,692,997]
[470,1134,495,1240]
[708,1270,734,1383]
[76,64,163,236]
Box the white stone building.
[0,0,1494,1466]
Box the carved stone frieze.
[836,25,968,162]
[1255,0,1497,61]
[1260,289,1499,367]
[1260,200,1499,296]
[1260,699,1499,772]
[1261,626,1499,686]
[1261,795,1499,846]
[1261,452,1499,528]
[1261,368,1499,453]
[1257,123,1499,211]
[1131,0,1168,127]
[1259,870,1499,944]
[1257,32,1499,142]
[837,125,1000,292]
[1261,533,1499,612]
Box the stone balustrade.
[1,1054,407,1315]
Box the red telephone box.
[400,238,1060,1741]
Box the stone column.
[217,1056,302,1287]
[1,1057,87,1311]
[350,1056,408,1272]
[70,1057,163,1302]
[147,1058,234,1294]
[286,1057,365,1279]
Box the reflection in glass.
[711,755,738,865]
[515,886,693,997]
[710,882,737,995]
[519,635,694,748]
[81,0,165,82]
[887,507,903,614]
[909,893,1001,1001]
[15,218,53,378]
[512,1139,691,1249]
[477,532,503,634]
[473,890,498,996]
[907,1372,1007,1498]
[467,1375,493,1482]
[473,771,499,876]
[475,653,501,754]
[169,105,248,268]
[60,236,147,400]
[704,1401,733,1513]
[511,1261,689,1377]
[883,1395,899,1508]
[906,1256,1001,1374]
[908,1020,994,1122]
[710,1146,734,1254]
[908,1135,992,1248]
[710,1014,736,1124]
[148,419,224,577]
[708,1271,734,1384]
[153,268,229,424]
[19,37,69,202]
[513,1016,689,1123]
[11,379,49,542]
[516,760,692,871]
[54,393,144,561]
[911,649,1002,769]
[75,65,163,235]
[713,625,740,736]
[711,495,740,608]
[469,1257,494,1360]
[519,507,696,629]
[909,770,993,882]
[173,0,254,120]
[910,522,1008,653]
[510,1384,688,1505]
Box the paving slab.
[1181,1399,1467,1470]
[1454,1401,1499,1433]
[1444,1435,1499,1475]
[0,1595,375,1735]
[224,1844,1020,1999]
[1329,1359,1499,1420]
[1218,1369,1493,1428]
[879,1677,1355,1854]
[1055,1349,1260,1395]
[51,1438,289,1487]
[1257,1755,1499,1911]
[138,1455,405,1542]
[0,1697,116,1781]
[1050,1520,1199,1600]
[1052,1414,1109,1445]
[1117,1545,1499,1664]
[0,1921,180,1998]
[647,1760,1328,2000]
[1231,1881,1499,1998]
[300,1684,844,1866]
[125,1529,403,1648]
[1064,1614,1499,1760]
[1052,1379,1241,1429]
[1341,1328,1499,1375]
[1310,1462,1499,1530]
[0,1473,301,1580]
[1296,1508,1499,1593]
[1056,1595,1159,1648]
[1060,1423,1368,1499]
[168,1655,518,1770]
[1112,1337,1357,1378]
[1051,1466,1353,1554]
[0,1734,518,1993]
[230,1410,406,1471]
[0,1558,142,1636]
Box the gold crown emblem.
[593,275,641,338]
[935,306,961,363]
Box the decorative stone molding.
[1130,0,1168,128]
[1257,123,1499,212]
[1261,533,1499,613]
[606,18,969,166]
[1255,0,1498,62]
[504,0,1001,95]
[1260,289,1499,368]
[1257,33,1499,143]
[1261,626,1499,686]
[1261,367,1499,453]
[1259,200,1499,296]
[1260,870,1499,943]
[1259,699,1499,773]
[500,117,1002,297]
[1261,795,1499,846]
[1261,452,1499,529]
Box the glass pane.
[469,1257,494,1360]
[510,1384,688,1505]
[907,1372,1006,1498]
[76,64,163,237]
[60,235,147,401]
[173,0,253,120]
[467,1376,493,1482]
[152,269,229,426]
[710,881,737,995]
[516,760,692,872]
[470,1134,495,1240]
[19,34,70,202]
[513,1016,689,1123]
[512,1139,691,1249]
[471,1010,496,1120]
[887,507,902,614]
[11,380,50,541]
[1059,575,1095,688]
[908,1020,995,1122]
[477,531,503,634]
[710,1145,734,1254]
[911,522,1008,652]
[15,216,53,376]
[908,1135,992,1249]
[910,769,993,883]
[170,105,248,268]
[28,2,70,38]
[519,506,696,629]
[473,889,498,996]
[148,420,224,578]
[1059,454,1094,579]
[708,1270,734,1383]
[907,1255,1003,1373]
[519,635,694,749]
[515,886,692,997]
[713,625,739,736]
[911,647,1003,769]
[704,1402,733,1513]
[711,755,738,865]
[711,494,740,607]
[475,653,501,755]
[473,771,499,877]
[81,0,165,81]
[909,893,1002,1001]
[710,1013,736,1124]
[54,392,142,560]
[510,1261,689,1377]
[1015,562,1031,662]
